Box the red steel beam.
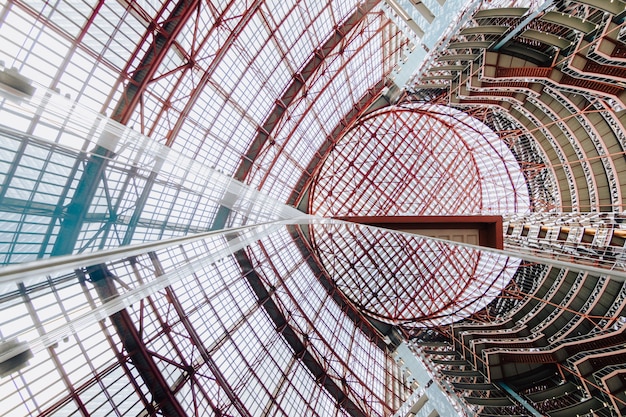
[253,239,395,414]
[147,252,254,417]
[250,14,393,191]
[288,225,391,350]
[120,0,262,245]
[307,107,488,216]
[161,0,264,147]
[110,0,201,124]
[307,217,493,326]
[234,249,372,417]
[287,82,388,208]
[234,0,382,182]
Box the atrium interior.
[2,0,626,416]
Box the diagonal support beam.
[234,0,382,182]
[148,252,253,417]
[287,225,392,350]
[111,0,200,125]
[51,145,114,256]
[233,250,369,417]
[50,0,199,257]
[87,264,187,417]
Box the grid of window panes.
[246,11,407,202]
[0,97,302,262]
[0,0,409,415]
[122,0,370,178]
[0,130,81,265]
[310,222,520,327]
[0,226,403,416]
[0,0,408,259]
[247,226,403,416]
[306,102,529,327]
[0,0,157,260]
[0,271,152,416]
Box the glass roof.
[4,0,621,415]
[310,103,530,216]
[0,1,412,415]
[311,222,520,327]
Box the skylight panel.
[331,0,362,20]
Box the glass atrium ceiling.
[311,103,530,216]
[0,1,415,415]
[0,0,575,416]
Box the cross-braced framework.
[5,0,626,416]
[0,222,409,417]
[0,1,414,416]
[307,103,529,329]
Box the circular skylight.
[311,103,530,216]
[310,103,529,327]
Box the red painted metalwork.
[306,220,515,327]
[288,225,392,350]
[304,100,525,327]
[88,264,187,417]
[287,80,388,207]
[90,2,402,415]
[234,0,387,182]
[117,0,264,244]
[109,0,201,124]
[248,18,396,191]
[148,253,254,417]
[160,0,264,147]
[309,104,526,217]
[234,250,373,417]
